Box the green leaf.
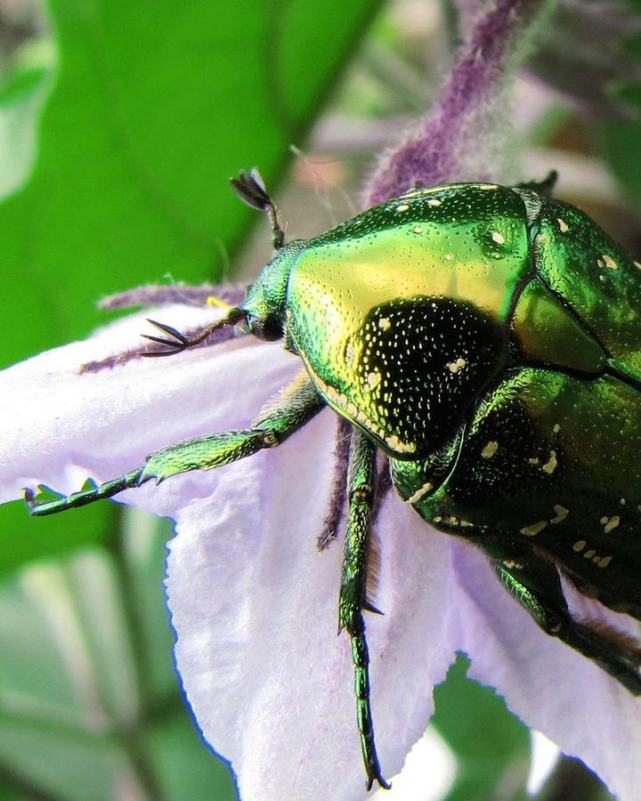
[0,63,52,198]
[0,0,384,574]
[593,0,641,204]
[2,0,383,369]
[595,118,641,207]
[145,712,236,801]
[432,654,530,801]
[0,513,237,800]
[0,500,112,578]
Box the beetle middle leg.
[26,370,324,515]
[338,428,390,790]
[494,555,641,695]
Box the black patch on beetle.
[356,296,505,456]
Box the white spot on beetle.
[528,457,540,465]
[396,203,410,212]
[552,423,561,434]
[584,549,596,559]
[491,231,505,245]
[602,254,618,270]
[366,371,381,390]
[598,555,613,568]
[557,218,569,233]
[573,539,587,552]
[520,520,548,537]
[635,260,641,270]
[550,505,569,524]
[407,481,433,505]
[378,317,391,331]
[447,357,467,374]
[427,198,442,207]
[344,339,356,366]
[413,225,424,234]
[603,515,620,534]
[386,434,416,453]
[542,450,558,475]
[481,441,499,460]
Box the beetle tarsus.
[25,467,147,515]
[339,431,390,791]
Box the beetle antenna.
[230,168,285,250]
[141,307,244,357]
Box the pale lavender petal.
[0,305,297,507]
[0,306,460,801]
[167,455,459,801]
[450,542,641,801]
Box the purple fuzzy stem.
[365,0,549,205]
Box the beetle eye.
[242,314,283,341]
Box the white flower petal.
[4,306,641,801]
[450,542,641,801]
[0,311,459,800]
[166,418,460,801]
[0,306,298,506]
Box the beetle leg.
[515,169,558,197]
[26,371,324,515]
[494,557,641,695]
[317,418,351,551]
[338,428,390,791]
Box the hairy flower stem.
[365,0,552,205]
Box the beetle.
[25,169,641,790]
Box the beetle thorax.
[286,275,505,458]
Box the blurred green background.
[2,0,641,798]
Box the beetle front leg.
[27,371,324,515]
[338,429,390,791]
[494,557,641,695]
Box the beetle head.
[238,241,304,341]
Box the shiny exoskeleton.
[26,171,641,790]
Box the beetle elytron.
[26,169,641,789]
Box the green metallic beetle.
[26,169,641,790]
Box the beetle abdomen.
[412,366,641,618]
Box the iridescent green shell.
[278,181,641,616]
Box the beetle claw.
[146,318,189,343]
[141,318,191,356]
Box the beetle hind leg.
[494,557,641,695]
[339,428,390,790]
[27,371,324,516]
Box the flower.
[1,304,641,801]
[4,1,640,799]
